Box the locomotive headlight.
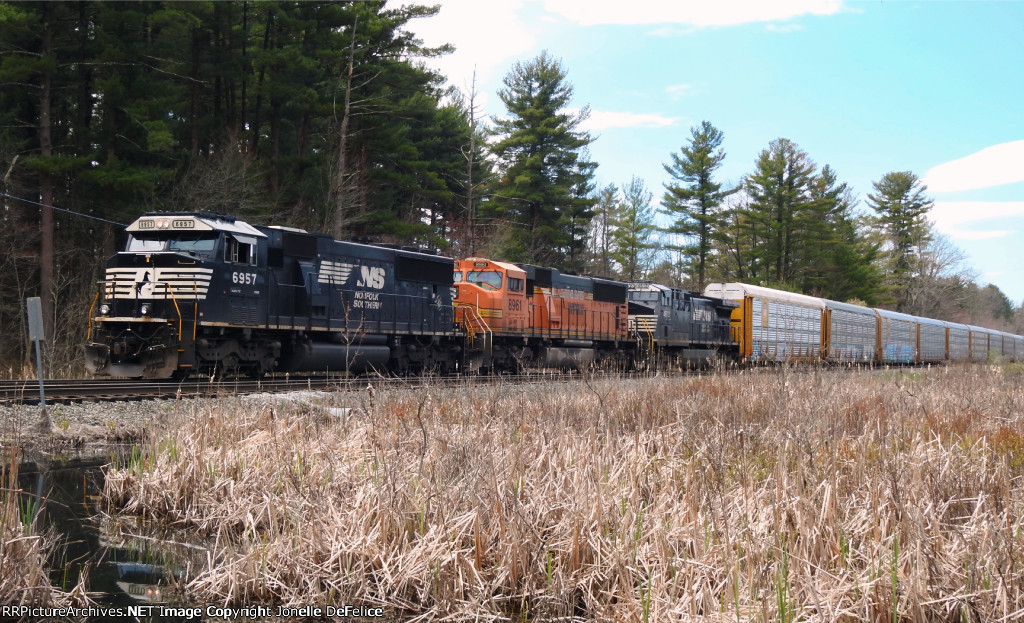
[140,304,151,316]
[99,304,110,315]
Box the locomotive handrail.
[628,314,655,351]
[156,280,184,342]
[268,271,306,330]
[580,308,619,341]
[271,282,306,330]
[87,292,99,340]
[265,285,454,337]
[454,302,492,353]
[94,279,119,306]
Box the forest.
[1,0,1021,375]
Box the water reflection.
[17,448,200,622]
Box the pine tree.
[562,152,597,273]
[741,138,815,285]
[976,284,1014,324]
[0,0,467,372]
[661,121,733,291]
[715,203,753,282]
[0,0,86,341]
[611,176,656,282]
[588,184,619,278]
[797,165,881,301]
[486,51,596,267]
[867,171,933,310]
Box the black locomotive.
[85,212,460,378]
[627,283,737,369]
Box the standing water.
[13,446,202,622]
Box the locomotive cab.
[453,258,529,332]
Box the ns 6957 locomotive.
[85,212,461,378]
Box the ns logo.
[357,266,386,289]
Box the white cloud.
[409,0,536,96]
[931,201,1024,228]
[580,110,681,131]
[542,0,843,27]
[930,201,1024,239]
[923,140,1024,193]
[409,0,844,103]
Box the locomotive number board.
[128,217,215,232]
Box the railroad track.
[0,375,366,405]
[0,370,667,405]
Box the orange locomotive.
[453,258,628,372]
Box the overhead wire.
[0,191,128,227]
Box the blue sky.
[410,0,1024,304]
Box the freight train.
[84,212,1022,378]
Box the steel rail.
[0,368,719,406]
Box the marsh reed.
[104,366,1024,621]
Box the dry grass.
[104,366,1024,621]
[0,447,90,607]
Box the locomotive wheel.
[206,353,240,380]
[247,364,266,381]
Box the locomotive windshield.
[126,233,219,256]
[465,270,502,290]
[629,290,659,302]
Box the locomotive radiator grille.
[230,304,259,325]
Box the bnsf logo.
[357,266,385,289]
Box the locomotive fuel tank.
[277,342,391,373]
